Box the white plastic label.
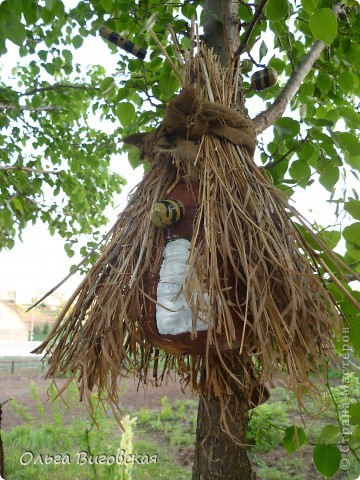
[156,238,209,335]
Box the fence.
[0,358,44,375]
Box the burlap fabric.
[124,86,256,161]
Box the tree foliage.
[0,0,360,476]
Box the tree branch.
[0,166,61,175]
[234,0,269,58]
[264,135,308,169]
[252,40,325,134]
[253,3,345,135]
[19,84,100,96]
[0,104,61,112]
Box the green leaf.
[45,0,56,10]
[338,72,357,93]
[289,160,311,184]
[339,107,360,129]
[159,72,180,100]
[116,102,136,127]
[325,109,339,125]
[38,49,48,61]
[72,35,83,49]
[268,57,286,73]
[259,40,268,62]
[319,165,339,191]
[266,0,289,21]
[31,94,43,109]
[336,132,360,157]
[301,0,318,13]
[238,4,253,21]
[297,225,341,251]
[11,197,24,213]
[99,77,117,100]
[350,403,360,425]
[2,16,26,46]
[353,424,360,440]
[316,73,332,92]
[1,207,13,229]
[64,243,75,258]
[23,0,39,24]
[127,145,142,169]
[274,117,300,140]
[345,156,360,171]
[309,8,337,45]
[116,88,130,101]
[181,3,197,20]
[44,62,56,75]
[343,223,360,247]
[313,445,341,477]
[346,244,360,261]
[297,143,318,167]
[40,6,55,23]
[100,0,113,12]
[344,200,360,220]
[319,230,341,250]
[283,426,307,453]
[316,424,341,443]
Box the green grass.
[3,383,193,480]
[2,372,360,480]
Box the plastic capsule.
[251,67,278,91]
[151,199,185,228]
[99,26,147,60]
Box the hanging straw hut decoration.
[33,27,359,425]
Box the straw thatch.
[33,35,359,424]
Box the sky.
[0,19,357,304]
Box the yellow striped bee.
[251,67,278,91]
[99,26,147,60]
[151,199,185,228]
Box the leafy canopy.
[1,0,359,476]
[0,3,359,284]
[0,0,359,318]
[0,0,359,254]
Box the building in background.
[0,300,29,341]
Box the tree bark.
[203,0,240,65]
[192,1,255,479]
[192,359,255,480]
[253,40,326,134]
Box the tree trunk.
[203,0,240,66]
[192,359,255,480]
[192,1,255,478]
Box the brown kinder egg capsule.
[251,67,278,91]
[151,199,185,228]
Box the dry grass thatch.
[33,30,359,424]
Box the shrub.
[247,402,289,452]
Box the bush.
[247,402,289,452]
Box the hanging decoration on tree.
[33,26,359,424]
[250,67,278,90]
[99,26,147,60]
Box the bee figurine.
[251,67,278,91]
[151,199,185,228]
[99,26,147,60]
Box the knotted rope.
[124,86,256,161]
